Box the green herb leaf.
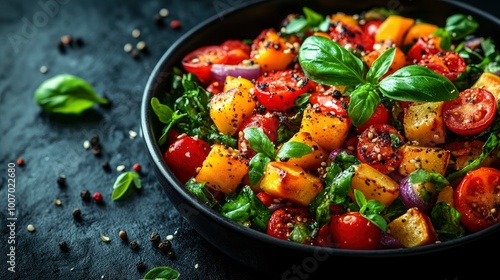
[185,179,219,208]
[244,127,275,158]
[151,97,174,124]
[445,14,478,40]
[111,171,141,201]
[142,266,180,280]
[34,74,109,114]
[299,36,365,86]
[347,83,381,126]
[276,142,312,159]
[366,48,396,84]
[430,202,465,241]
[354,189,387,231]
[248,153,271,186]
[379,65,459,102]
[409,169,449,191]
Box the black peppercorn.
[166,250,175,259]
[59,240,68,251]
[136,261,147,272]
[72,208,81,220]
[153,14,164,26]
[90,135,100,147]
[129,240,139,250]
[57,41,66,53]
[92,145,101,156]
[119,230,128,241]
[57,175,66,187]
[102,161,111,172]
[75,37,84,47]
[149,232,161,247]
[157,240,171,253]
[80,190,91,201]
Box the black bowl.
[142,0,500,277]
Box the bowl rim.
[141,0,500,258]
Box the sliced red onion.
[399,176,433,214]
[210,64,261,83]
[378,232,404,249]
[328,148,355,162]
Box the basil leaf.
[276,142,312,159]
[379,65,459,102]
[347,83,381,126]
[34,74,109,114]
[445,14,478,40]
[111,171,141,201]
[151,97,174,124]
[409,169,449,191]
[244,127,275,158]
[299,36,365,86]
[142,266,180,280]
[284,18,308,34]
[185,179,218,207]
[433,28,453,50]
[366,48,396,84]
[248,153,270,186]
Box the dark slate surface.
[0,0,499,279]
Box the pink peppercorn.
[170,20,181,29]
[133,163,141,172]
[93,192,103,203]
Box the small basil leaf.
[303,6,324,27]
[142,266,180,280]
[284,18,308,34]
[111,171,141,200]
[244,127,275,158]
[299,36,365,86]
[34,74,109,114]
[409,169,449,191]
[433,28,453,50]
[379,65,459,102]
[347,83,381,127]
[445,14,478,40]
[366,48,396,84]
[151,97,174,124]
[276,142,312,159]
[248,153,271,186]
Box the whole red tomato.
[330,212,381,250]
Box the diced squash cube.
[387,207,439,248]
[362,43,406,77]
[330,12,358,27]
[300,105,351,152]
[403,23,439,46]
[375,15,415,47]
[453,140,497,170]
[436,185,454,207]
[195,144,249,194]
[472,72,500,102]
[259,161,323,206]
[210,77,256,136]
[251,29,295,72]
[349,163,400,207]
[403,102,446,146]
[398,145,450,176]
[278,131,328,171]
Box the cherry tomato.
[454,167,500,232]
[237,113,280,157]
[256,192,274,207]
[361,19,383,38]
[329,21,374,53]
[356,124,405,174]
[418,51,466,81]
[308,93,349,117]
[442,88,497,136]
[220,39,251,65]
[206,80,224,94]
[163,135,211,184]
[406,36,441,64]
[330,212,381,250]
[354,103,390,133]
[254,69,313,111]
[181,45,228,84]
[313,224,333,247]
[267,207,312,241]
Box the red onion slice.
[399,175,433,214]
[210,64,261,83]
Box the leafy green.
[34,74,109,114]
[284,7,330,36]
[433,14,479,50]
[354,189,387,231]
[289,223,315,244]
[220,185,271,232]
[409,169,449,191]
[185,179,219,208]
[141,266,180,280]
[430,202,465,241]
[111,171,141,201]
[347,83,381,126]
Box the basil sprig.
[284,7,330,36]
[111,171,142,201]
[433,14,479,50]
[299,36,459,126]
[141,266,180,280]
[34,74,109,114]
[244,127,312,185]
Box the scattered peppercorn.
[27,224,36,232]
[72,208,82,220]
[61,35,72,45]
[170,20,181,29]
[57,175,66,187]
[157,240,171,253]
[92,145,102,156]
[59,241,69,252]
[136,261,147,272]
[149,232,161,247]
[136,41,147,52]
[153,14,164,26]
[133,163,142,172]
[57,41,66,53]
[54,199,62,206]
[102,161,111,172]
[123,43,133,53]
[132,28,141,38]
[166,250,175,259]
[80,190,91,202]
[90,135,100,147]
[119,230,128,241]
[40,65,48,74]
[159,8,169,17]
[75,37,84,47]
[16,158,25,166]
[93,192,103,203]
[129,240,139,250]
[130,49,140,60]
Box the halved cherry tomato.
[361,19,383,38]
[313,224,333,247]
[354,103,390,133]
[254,69,313,111]
[308,93,349,117]
[329,21,374,53]
[356,124,405,174]
[406,36,441,64]
[330,212,381,250]
[267,207,312,242]
[220,39,251,65]
[181,45,228,84]
[256,192,275,208]
[418,51,466,81]
[442,88,497,136]
[237,113,280,157]
[163,135,211,184]
[454,167,500,232]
